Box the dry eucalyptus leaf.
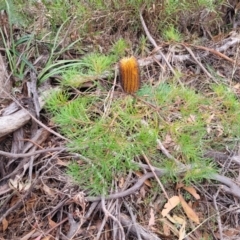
[42,184,55,197]
[179,194,200,224]
[135,171,152,187]
[1,218,8,231]
[161,196,180,217]
[163,222,170,236]
[173,215,185,225]
[19,229,36,240]
[183,186,200,200]
[48,216,57,228]
[178,220,186,240]
[148,208,155,227]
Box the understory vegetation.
[1,0,240,239]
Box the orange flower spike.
[119,56,141,94]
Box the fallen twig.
[0,147,66,158]
[139,9,183,85]
[101,197,125,240]
[213,189,223,240]
[184,45,215,80]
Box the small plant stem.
[101,196,125,240]
[139,10,183,86]
[213,188,223,240]
[103,68,118,118]
[142,152,170,200]
[156,139,184,168]
[184,45,215,81]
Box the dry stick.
[86,172,156,202]
[213,189,223,240]
[96,199,116,240]
[0,147,65,158]
[211,174,240,199]
[142,152,169,200]
[156,139,184,168]
[0,177,39,223]
[139,11,183,86]
[101,196,125,240]
[123,201,143,240]
[0,149,65,224]
[2,89,69,142]
[230,40,240,81]
[119,213,161,240]
[103,68,118,118]
[186,43,240,67]
[184,45,215,81]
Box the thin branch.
[2,89,69,141]
[139,10,183,86]
[184,45,215,80]
[101,196,125,240]
[213,189,223,240]
[0,147,66,158]
[142,152,169,200]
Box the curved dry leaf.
[135,171,152,187]
[179,194,200,224]
[161,196,180,217]
[173,215,185,225]
[183,186,200,200]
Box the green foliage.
[81,53,115,75]
[46,81,240,194]
[111,38,129,58]
[211,84,240,137]
[0,0,26,26]
[138,35,150,56]
[41,0,70,26]
[67,162,82,183]
[46,93,159,194]
[163,25,182,42]
[58,53,115,88]
[0,0,35,80]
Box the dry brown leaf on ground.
[148,208,155,227]
[42,184,55,197]
[42,236,53,240]
[183,186,200,200]
[56,158,69,166]
[178,220,186,240]
[163,222,171,236]
[179,194,200,224]
[1,218,8,231]
[187,114,196,123]
[161,196,180,217]
[162,134,176,149]
[19,229,36,240]
[118,176,125,188]
[160,218,179,236]
[48,216,58,228]
[135,171,152,187]
[173,215,185,225]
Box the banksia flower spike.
[119,56,141,94]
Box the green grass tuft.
[45,81,240,195]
